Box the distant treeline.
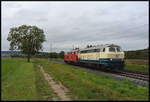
[34,51,65,58]
[1,51,65,59]
[2,48,149,59]
[38,48,149,59]
[125,48,149,59]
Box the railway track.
[51,60,149,83]
[114,70,149,82]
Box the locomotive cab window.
[116,47,122,52]
[109,47,115,52]
[95,49,100,52]
[103,48,105,52]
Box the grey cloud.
[14,9,49,23]
[2,1,149,52]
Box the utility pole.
[51,42,52,60]
[48,42,50,62]
[73,45,74,50]
[48,41,52,62]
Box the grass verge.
[2,58,60,101]
[2,58,39,100]
[50,58,64,62]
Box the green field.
[2,58,149,101]
[125,59,149,72]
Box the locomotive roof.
[79,44,120,51]
[67,49,79,53]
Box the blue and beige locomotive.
[78,44,125,70]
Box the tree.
[59,51,65,58]
[7,25,46,62]
[49,52,58,58]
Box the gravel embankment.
[51,60,149,87]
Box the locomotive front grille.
[110,59,124,64]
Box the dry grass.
[125,59,148,65]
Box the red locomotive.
[64,49,79,63]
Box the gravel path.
[39,65,71,101]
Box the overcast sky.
[2,1,149,52]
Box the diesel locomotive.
[64,44,125,70]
